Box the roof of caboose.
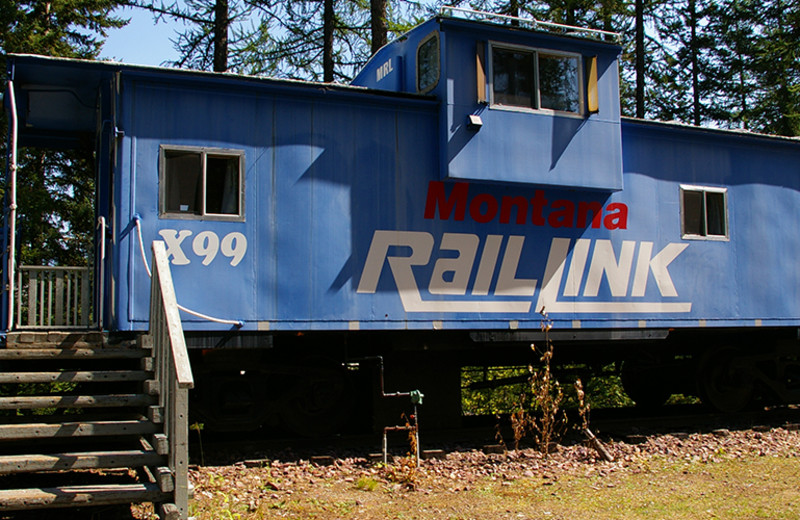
[5,53,434,150]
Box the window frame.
[488,41,584,117]
[159,145,246,222]
[679,184,729,241]
[416,32,440,94]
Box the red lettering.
[548,200,575,228]
[577,201,603,228]
[604,203,628,229]
[530,190,548,226]
[424,181,468,221]
[470,193,498,223]
[423,181,630,231]
[499,196,528,224]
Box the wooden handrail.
[149,240,194,519]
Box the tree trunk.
[689,0,700,126]
[635,0,645,118]
[371,0,388,55]
[213,0,229,72]
[323,0,334,82]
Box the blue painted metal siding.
[440,20,623,190]
[110,68,800,333]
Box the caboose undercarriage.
[179,327,800,436]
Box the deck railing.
[149,240,194,519]
[16,266,92,329]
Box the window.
[492,47,535,107]
[538,53,580,113]
[490,43,582,115]
[680,185,728,239]
[417,33,440,93]
[160,146,244,220]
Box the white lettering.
[221,232,248,267]
[376,58,394,82]
[583,240,636,297]
[358,232,692,315]
[495,236,537,296]
[429,233,478,295]
[159,229,193,265]
[157,229,247,267]
[193,231,220,266]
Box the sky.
[100,6,181,66]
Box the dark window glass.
[538,53,580,113]
[417,35,439,92]
[492,48,534,108]
[162,148,243,219]
[705,191,726,236]
[682,189,705,236]
[206,155,240,215]
[164,150,202,214]
[682,188,727,238]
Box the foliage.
[0,0,126,61]
[1,1,126,267]
[15,150,96,266]
[462,362,634,416]
[526,318,567,456]
[126,0,429,80]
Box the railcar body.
[4,10,800,433]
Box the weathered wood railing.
[16,266,91,329]
[149,241,194,519]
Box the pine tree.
[1,0,126,266]
[123,0,255,72]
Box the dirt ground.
[132,424,800,519]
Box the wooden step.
[0,348,148,360]
[0,483,169,511]
[0,450,164,475]
[0,420,158,440]
[0,393,156,410]
[0,370,150,384]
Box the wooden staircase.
[0,331,184,517]
[0,243,194,519]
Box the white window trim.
[488,41,584,117]
[680,184,729,241]
[159,144,246,222]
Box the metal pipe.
[97,216,106,330]
[6,81,18,332]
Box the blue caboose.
[4,9,800,433]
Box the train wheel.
[698,347,755,413]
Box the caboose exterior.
[5,10,800,433]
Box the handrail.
[439,6,622,42]
[6,80,19,331]
[150,240,194,519]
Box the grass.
[185,452,800,519]
[497,456,800,519]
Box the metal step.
[0,370,150,384]
[0,449,164,475]
[0,483,169,511]
[0,393,156,410]
[0,419,159,440]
